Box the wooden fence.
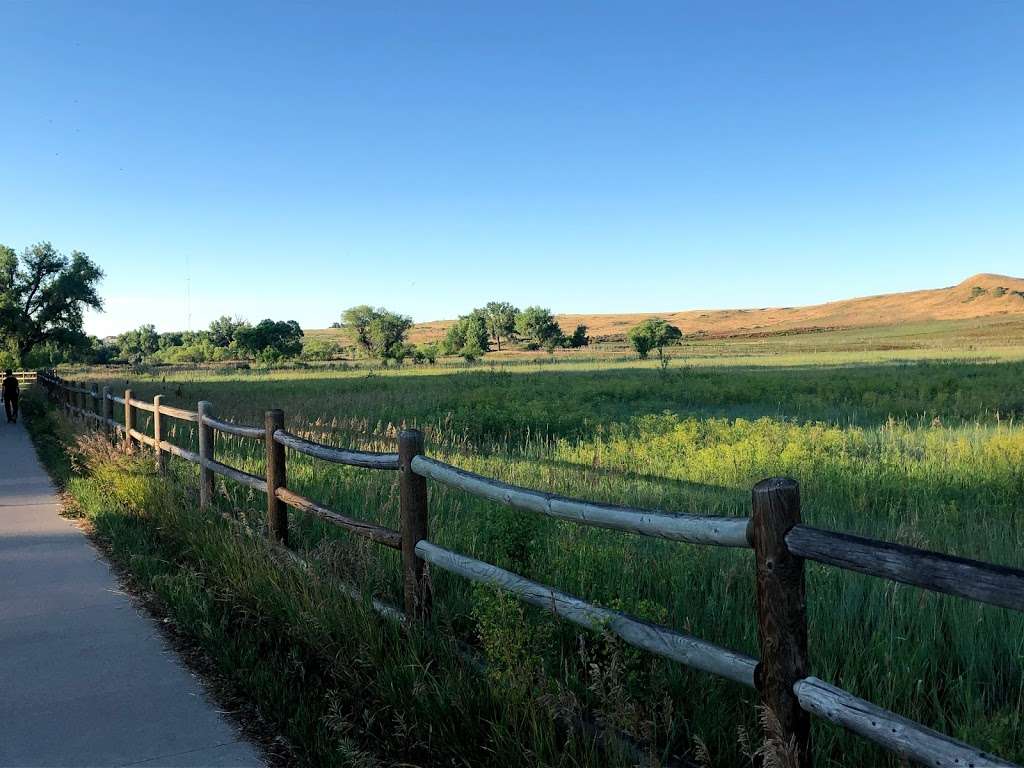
[33,369,1023,768]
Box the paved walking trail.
[0,420,263,767]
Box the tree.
[236,319,304,361]
[569,324,589,348]
[0,242,103,363]
[515,306,563,348]
[443,309,490,360]
[628,318,683,360]
[483,301,519,351]
[367,311,413,361]
[116,324,160,362]
[341,306,412,359]
[208,315,249,347]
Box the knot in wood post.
[265,410,287,544]
[752,477,811,767]
[399,429,431,623]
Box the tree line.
[0,241,683,368]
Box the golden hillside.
[403,273,1024,343]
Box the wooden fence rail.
[32,370,1023,768]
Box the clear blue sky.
[2,1,1021,337]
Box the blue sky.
[2,1,1021,337]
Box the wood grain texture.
[794,677,1019,767]
[158,404,199,422]
[203,414,265,440]
[417,540,757,686]
[786,525,1024,613]
[272,429,399,470]
[411,455,752,548]
[127,398,156,413]
[399,429,431,622]
[159,440,199,463]
[275,487,401,549]
[265,410,288,544]
[197,401,215,508]
[153,395,167,473]
[204,457,268,493]
[752,477,811,767]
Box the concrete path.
[0,420,264,767]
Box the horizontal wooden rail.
[160,440,199,463]
[412,456,752,548]
[273,429,400,470]
[202,414,265,439]
[128,429,158,448]
[203,458,268,493]
[109,394,126,405]
[128,398,156,413]
[416,540,757,687]
[794,677,1018,767]
[275,486,401,549]
[786,525,1024,613]
[158,404,199,422]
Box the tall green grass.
[44,358,1024,766]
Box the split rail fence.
[33,369,1024,768]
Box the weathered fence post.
[198,401,214,508]
[398,429,431,622]
[153,395,166,473]
[123,388,135,450]
[91,384,99,424]
[752,477,811,767]
[265,409,287,544]
[101,386,112,436]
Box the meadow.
[49,324,1024,766]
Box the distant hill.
[401,274,1024,344]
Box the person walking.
[3,370,20,423]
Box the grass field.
[49,319,1024,766]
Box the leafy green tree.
[342,306,412,359]
[415,342,439,364]
[236,319,304,360]
[628,318,682,360]
[569,324,589,348]
[484,301,519,351]
[0,242,103,362]
[444,309,490,360]
[116,324,160,362]
[208,315,250,347]
[515,306,563,347]
[367,312,413,361]
[301,337,345,361]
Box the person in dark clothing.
[3,370,19,423]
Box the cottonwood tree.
[483,301,519,351]
[515,306,563,349]
[236,319,304,361]
[341,305,412,360]
[0,242,103,362]
[628,318,682,360]
[208,315,250,347]
[116,324,160,362]
[444,309,490,361]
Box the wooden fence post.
[102,386,112,436]
[265,409,287,544]
[752,477,811,767]
[153,395,166,473]
[123,388,135,450]
[198,401,214,508]
[398,429,431,622]
[91,384,99,424]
